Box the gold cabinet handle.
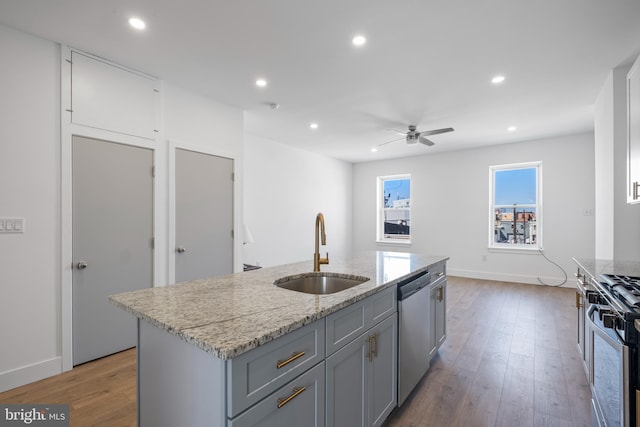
[575,291,583,309]
[277,386,306,408]
[438,286,444,302]
[634,181,640,200]
[277,351,305,369]
[367,333,378,362]
[372,333,378,358]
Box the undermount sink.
[275,272,370,295]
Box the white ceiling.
[1,0,640,162]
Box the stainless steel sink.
[275,273,369,295]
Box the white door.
[72,136,153,365]
[175,148,233,283]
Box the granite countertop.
[110,251,448,360]
[573,257,640,282]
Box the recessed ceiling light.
[352,35,367,46]
[128,17,146,30]
[507,126,517,132]
[310,123,318,130]
[371,147,378,153]
[255,78,267,88]
[491,75,505,84]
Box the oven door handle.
[587,304,631,427]
[587,305,624,348]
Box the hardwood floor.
[384,276,591,427]
[0,348,137,427]
[0,276,590,427]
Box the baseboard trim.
[0,356,62,393]
[448,268,572,287]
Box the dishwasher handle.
[397,271,431,300]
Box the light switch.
[0,217,25,233]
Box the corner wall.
[0,23,245,392]
[353,133,595,285]
[0,25,61,391]
[594,62,640,262]
[243,133,352,268]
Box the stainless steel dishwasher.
[397,269,432,406]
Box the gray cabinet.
[575,268,590,380]
[326,315,397,427]
[428,278,446,359]
[325,287,397,427]
[368,314,397,427]
[227,319,325,418]
[628,54,640,203]
[229,362,325,427]
[426,262,447,360]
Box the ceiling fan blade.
[418,135,436,146]
[386,128,409,136]
[378,137,405,147]
[419,127,454,136]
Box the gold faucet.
[314,213,329,272]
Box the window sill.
[376,239,412,246]
[488,245,542,254]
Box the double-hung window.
[377,174,411,243]
[490,162,542,250]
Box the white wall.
[162,83,244,280]
[594,63,640,261]
[243,133,352,268]
[594,71,616,258]
[0,25,62,391]
[0,24,244,392]
[353,133,595,285]
[612,65,640,260]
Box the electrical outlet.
[0,218,25,233]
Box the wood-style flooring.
[0,276,590,427]
[383,276,591,427]
[0,347,136,427]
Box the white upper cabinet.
[70,51,159,140]
[627,54,640,204]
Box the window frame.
[376,174,412,245]
[489,161,542,251]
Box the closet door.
[72,136,153,365]
[175,148,233,283]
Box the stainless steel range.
[589,274,640,427]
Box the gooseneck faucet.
[314,213,329,272]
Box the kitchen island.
[110,251,448,427]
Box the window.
[490,162,542,250]
[377,174,411,243]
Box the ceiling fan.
[379,125,454,147]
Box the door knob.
[176,247,187,253]
[76,261,88,270]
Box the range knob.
[601,312,618,329]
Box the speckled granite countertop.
[110,251,448,360]
[573,257,640,282]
